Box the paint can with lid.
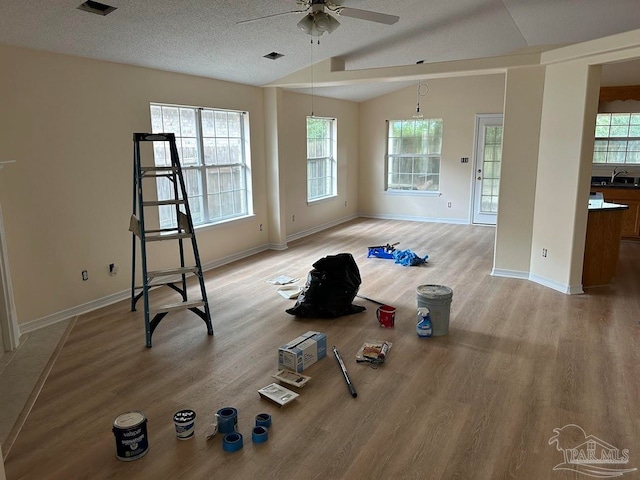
[112,411,149,461]
[416,285,453,336]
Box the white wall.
[280,90,359,238]
[358,74,505,222]
[0,45,271,326]
[0,44,363,329]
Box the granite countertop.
[591,176,640,189]
[591,182,640,190]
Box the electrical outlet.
[82,270,88,281]
[447,202,452,208]
[292,214,295,222]
[109,263,118,275]
[461,157,469,163]
[542,248,547,258]
[259,223,263,231]
[344,201,347,207]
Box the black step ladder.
[130,132,213,347]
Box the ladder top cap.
[134,133,176,142]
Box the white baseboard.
[528,273,583,295]
[285,214,359,243]
[199,244,271,271]
[491,268,529,279]
[493,269,584,294]
[19,289,130,335]
[358,213,469,225]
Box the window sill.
[307,195,338,206]
[385,190,441,197]
[194,213,256,232]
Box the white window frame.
[150,103,253,229]
[386,118,443,193]
[306,116,337,202]
[593,113,640,165]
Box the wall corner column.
[494,65,546,278]
[529,62,601,293]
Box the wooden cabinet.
[591,188,640,239]
[583,207,625,287]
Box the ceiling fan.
[237,0,399,37]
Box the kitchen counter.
[590,187,640,239]
[591,182,640,190]
[588,199,629,210]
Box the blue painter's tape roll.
[216,407,238,434]
[222,432,243,452]
[255,413,272,428]
[252,426,268,444]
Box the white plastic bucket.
[416,285,453,336]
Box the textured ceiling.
[1,0,640,102]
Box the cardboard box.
[278,331,327,373]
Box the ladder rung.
[140,166,178,179]
[144,228,180,234]
[150,300,206,315]
[134,133,175,142]
[144,232,193,241]
[142,199,186,207]
[148,267,199,279]
[140,166,178,172]
[137,281,181,288]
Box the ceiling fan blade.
[236,9,308,25]
[336,7,399,25]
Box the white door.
[472,115,503,225]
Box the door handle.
[477,176,482,180]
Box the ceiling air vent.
[77,1,117,16]
[263,52,284,60]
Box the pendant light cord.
[310,37,315,117]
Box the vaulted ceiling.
[1,0,640,101]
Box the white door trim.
[471,114,503,225]
[0,161,20,352]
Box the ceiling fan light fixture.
[315,12,339,33]
[297,14,315,34]
[297,11,340,36]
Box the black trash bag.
[286,253,366,318]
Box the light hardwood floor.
[3,218,640,480]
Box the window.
[306,116,337,202]
[387,118,443,191]
[593,113,640,164]
[480,125,502,213]
[150,104,252,228]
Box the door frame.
[471,114,504,225]
[0,161,19,352]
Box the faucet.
[611,167,629,183]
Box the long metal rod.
[355,294,385,306]
[333,346,357,398]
